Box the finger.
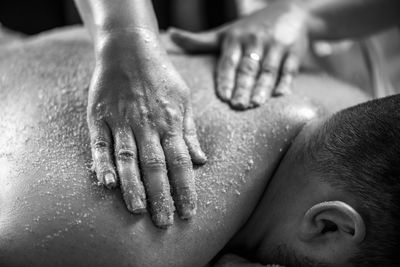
[113,125,146,214]
[169,27,220,53]
[251,44,285,106]
[138,132,174,228]
[90,120,117,189]
[183,108,207,164]
[274,53,299,96]
[216,36,242,102]
[231,42,263,110]
[163,134,196,219]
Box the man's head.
[244,95,400,266]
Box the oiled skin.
[0,28,368,267]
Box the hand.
[87,31,206,228]
[170,1,309,109]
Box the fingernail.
[222,92,232,101]
[219,88,232,101]
[197,150,207,164]
[178,203,197,219]
[251,95,265,107]
[176,189,197,219]
[129,198,147,214]
[104,172,116,189]
[231,99,248,110]
[274,86,291,97]
[150,194,174,228]
[153,212,174,228]
[168,26,177,33]
[251,98,262,107]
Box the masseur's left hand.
[170,1,309,109]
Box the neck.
[226,212,267,258]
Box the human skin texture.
[73,0,208,226]
[170,0,399,110]
[0,28,368,267]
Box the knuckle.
[170,153,191,169]
[217,76,234,90]
[137,104,150,122]
[246,32,259,44]
[262,59,279,73]
[116,148,137,161]
[184,127,197,137]
[93,140,110,149]
[235,77,252,91]
[165,107,182,124]
[238,60,258,75]
[90,101,106,115]
[142,156,166,170]
[217,72,229,82]
[284,58,299,74]
[221,56,237,69]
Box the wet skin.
[0,28,368,267]
[170,0,309,109]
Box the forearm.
[302,0,400,40]
[74,0,161,55]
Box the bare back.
[0,27,368,267]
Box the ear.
[298,201,366,262]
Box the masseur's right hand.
[87,30,206,228]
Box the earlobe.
[299,201,366,244]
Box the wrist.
[288,1,321,41]
[298,1,344,41]
[94,27,165,61]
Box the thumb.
[169,27,221,53]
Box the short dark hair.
[302,95,400,266]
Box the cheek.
[256,235,293,265]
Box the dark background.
[0,0,237,35]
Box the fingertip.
[151,195,175,228]
[169,31,191,50]
[250,97,263,107]
[103,172,117,189]
[230,98,251,110]
[184,114,207,164]
[169,29,201,51]
[187,140,207,165]
[217,85,233,102]
[126,197,147,214]
[179,205,197,219]
[273,89,284,97]
[122,185,147,214]
[131,207,147,215]
[169,27,188,40]
[153,212,174,229]
[167,26,178,33]
[191,148,207,165]
[176,189,197,219]
[274,84,293,97]
[251,91,268,107]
